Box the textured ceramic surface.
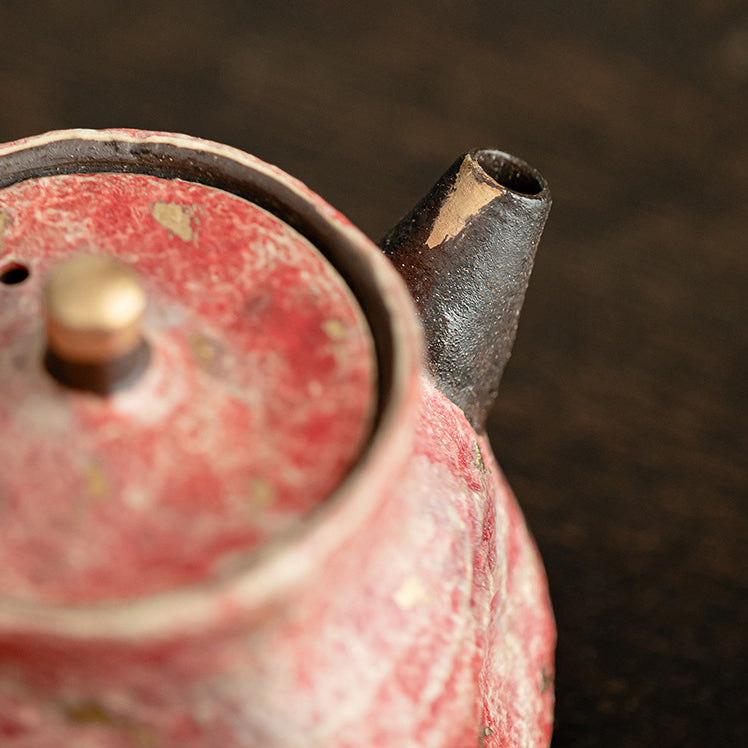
[0,171,375,602]
[0,130,554,748]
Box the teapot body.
[1,380,554,748]
[0,130,554,747]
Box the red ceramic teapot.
[0,129,554,747]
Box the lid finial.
[43,254,150,394]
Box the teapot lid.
[0,131,387,605]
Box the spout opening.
[472,149,546,197]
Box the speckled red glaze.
[0,172,376,603]
[0,130,554,748]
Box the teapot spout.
[380,149,551,429]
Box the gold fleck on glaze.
[86,462,109,500]
[63,700,115,725]
[189,331,218,370]
[474,442,489,474]
[152,201,193,241]
[249,478,276,511]
[322,318,347,340]
[393,575,431,609]
[0,211,9,251]
[129,725,161,747]
[540,666,553,694]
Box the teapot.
[0,129,554,747]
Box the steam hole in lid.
[473,150,544,196]
[0,262,30,285]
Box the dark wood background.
[1,1,745,745]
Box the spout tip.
[469,149,550,201]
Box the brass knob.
[43,255,150,393]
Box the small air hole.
[0,262,30,285]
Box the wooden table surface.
[1,2,745,745]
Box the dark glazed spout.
[380,149,551,430]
